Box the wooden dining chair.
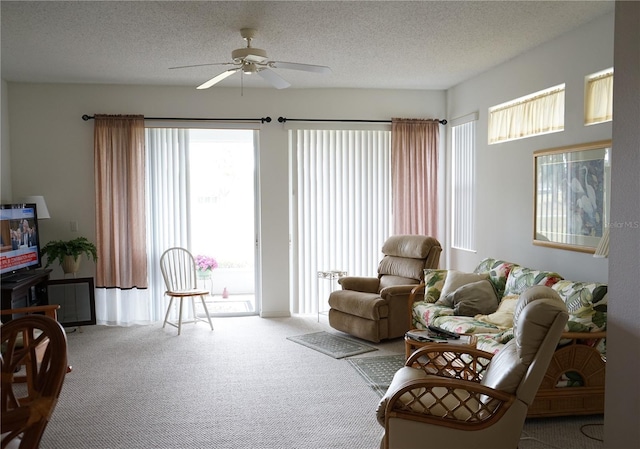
[0,304,72,390]
[1,314,68,449]
[160,247,214,335]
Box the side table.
[317,270,347,322]
[404,329,477,359]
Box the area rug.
[287,331,378,359]
[347,354,406,396]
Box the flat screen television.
[0,203,43,281]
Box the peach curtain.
[391,118,440,236]
[94,114,148,288]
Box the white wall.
[1,79,11,202]
[604,2,640,447]
[445,12,614,283]
[3,85,445,316]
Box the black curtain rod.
[82,115,272,123]
[278,117,447,125]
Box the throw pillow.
[422,269,448,303]
[440,270,489,298]
[503,266,562,297]
[436,279,500,316]
[475,295,519,329]
[552,280,608,332]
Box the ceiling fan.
[170,28,331,90]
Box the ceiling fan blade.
[269,61,332,74]
[197,68,239,89]
[169,62,235,70]
[257,68,291,89]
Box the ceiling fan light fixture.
[242,63,258,75]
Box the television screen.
[0,203,42,279]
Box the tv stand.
[1,269,52,323]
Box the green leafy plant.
[40,236,98,268]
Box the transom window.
[488,84,565,144]
[585,68,613,125]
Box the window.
[585,68,613,125]
[451,114,477,251]
[289,128,392,314]
[488,84,565,144]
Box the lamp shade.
[593,227,609,258]
[22,195,51,219]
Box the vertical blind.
[145,128,191,322]
[291,129,392,314]
[451,118,477,251]
[585,69,614,125]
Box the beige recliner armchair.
[328,235,441,343]
[376,285,569,449]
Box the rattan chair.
[160,247,214,335]
[376,286,569,449]
[1,314,68,449]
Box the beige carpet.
[42,316,603,449]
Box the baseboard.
[260,310,292,318]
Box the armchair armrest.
[338,276,380,293]
[406,345,495,382]
[561,330,606,344]
[407,282,425,326]
[380,284,421,299]
[384,376,515,432]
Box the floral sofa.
[408,257,607,418]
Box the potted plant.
[41,236,98,274]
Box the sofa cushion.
[473,258,517,298]
[475,295,519,329]
[435,279,499,316]
[421,269,489,304]
[503,266,562,297]
[422,269,448,303]
[430,315,504,335]
[440,270,490,298]
[411,303,503,334]
[551,280,608,332]
[475,329,515,354]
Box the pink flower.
[195,255,219,271]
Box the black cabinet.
[1,269,52,323]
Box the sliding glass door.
[188,129,257,315]
[289,128,392,315]
[146,127,258,318]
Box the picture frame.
[533,140,611,253]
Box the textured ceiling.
[1,1,615,90]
